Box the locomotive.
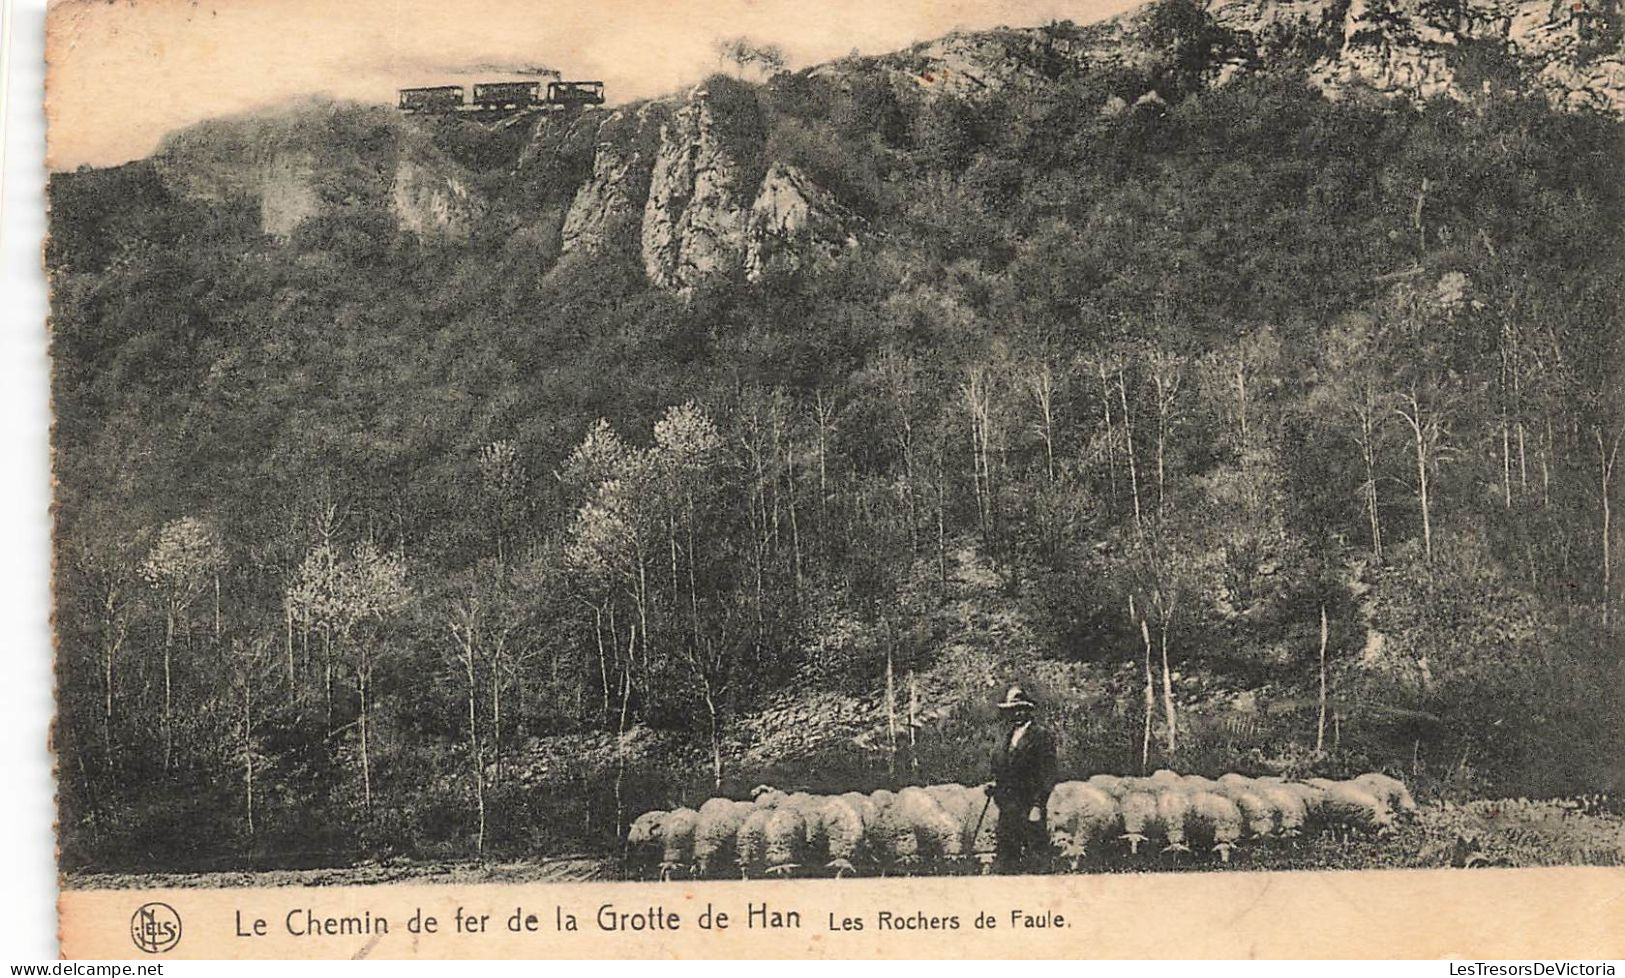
[545,80,605,106]
[397,80,605,113]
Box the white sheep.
[1150,769,1184,787]
[839,790,878,829]
[1353,772,1419,820]
[815,794,869,876]
[1179,774,1221,792]
[1182,790,1245,863]
[627,809,668,877]
[1117,789,1159,855]
[1154,788,1194,854]
[1046,781,1121,869]
[902,786,966,861]
[658,806,700,880]
[692,797,752,878]
[1216,782,1280,840]
[780,791,831,853]
[749,788,828,852]
[1307,779,1395,836]
[1282,779,1328,822]
[862,790,899,864]
[736,806,774,877]
[761,807,811,875]
[1252,781,1310,837]
[751,785,789,808]
[926,782,999,871]
[868,786,961,872]
[629,809,667,847]
[924,783,974,820]
[1086,773,1127,798]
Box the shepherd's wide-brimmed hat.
[997,684,1037,711]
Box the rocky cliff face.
[555,83,858,291]
[744,163,860,281]
[146,0,1623,287]
[559,105,662,256]
[389,159,478,238]
[1299,0,1625,113]
[639,83,762,291]
[863,0,1623,115]
[153,100,481,241]
[153,148,320,240]
[252,155,321,239]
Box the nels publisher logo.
[130,902,182,954]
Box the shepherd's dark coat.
[989,720,1058,871]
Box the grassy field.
[63,799,1624,889]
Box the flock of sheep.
[627,770,1419,879]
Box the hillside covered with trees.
[48,0,1624,874]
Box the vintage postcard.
[44,0,1625,960]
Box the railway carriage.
[472,81,542,108]
[397,85,465,112]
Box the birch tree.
[1146,348,1187,516]
[141,516,223,771]
[1595,423,1623,626]
[1023,359,1061,484]
[69,542,136,772]
[1394,382,1458,562]
[285,539,410,812]
[1317,318,1395,562]
[342,542,412,813]
[876,354,922,559]
[654,401,723,647]
[447,583,489,856]
[226,635,277,843]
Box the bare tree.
[344,543,412,813]
[1089,357,1121,514]
[447,586,488,856]
[655,401,723,646]
[1023,360,1060,484]
[1596,424,1624,626]
[714,36,788,77]
[227,635,276,844]
[141,516,222,771]
[1116,362,1145,532]
[961,364,1005,555]
[877,354,922,559]
[1146,349,1187,516]
[1315,605,1329,754]
[1394,383,1457,562]
[812,389,842,542]
[70,542,136,773]
[1318,320,1394,562]
[285,540,411,812]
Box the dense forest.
[48,5,1625,873]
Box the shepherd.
[986,684,1058,874]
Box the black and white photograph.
[40,0,1625,927]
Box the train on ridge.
[398,80,605,113]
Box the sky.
[44,0,1145,170]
